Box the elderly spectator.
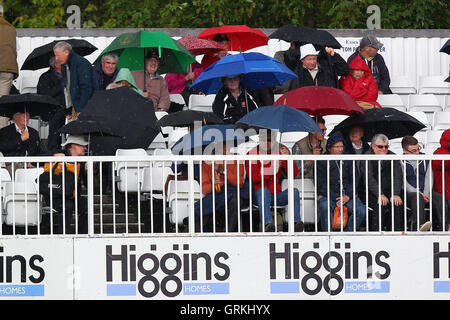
[339,54,381,109]
[165,62,204,105]
[132,53,170,112]
[273,42,300,94]
[93,53,119,90]
[289,43,349,90]
[343,125,370,155]
[432,129,450,230]
[401,135,446,231]
[53,41,95,120]
[317,132,366,231]
[201,33,230,69]
[347,35,392,94]
[43,135,89,234]
[360,133,404,231]
[246,132,304,232]
[37,56,65,105]
[212,74,258,124]
[0,4,19,128]
[292,116,327,179]
[0,111,42,177]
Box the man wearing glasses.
[360,133,404,231]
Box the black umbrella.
[157,110,224,128]
[75,86,159,155]
[329,107,426,141]
[57,119,124,136]
[440,39,450,55]
[445,75,450,83]
[0,93,62,121]
[21,39,97,71]
[269,25,342,49]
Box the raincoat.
[113,68,145,96]
[339,55,381,108]
[432,129,450,200]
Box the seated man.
[246,131,304,232]
[184,142,244,232]
[93,53,119,90]
[316,132,366,232]
[40,134,89,234]
[0,111,42,176]
[360,133,404,231]
[291,116,327,179]
[132,53,170,112]
[401,135,445,231]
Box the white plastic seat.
[188,94,215,112]
[273,94,283,103]
[168,127,189,149]
[323,115,348,127]
[280,132,308,150]
[389,137,403,150]
[433,112,450,131]
[413,131,427,148]
[155,111,169,120]
[377,94,407,112]
[151,148,174,167]
[3,181,41,226]
[418,75,450,95]
[167,180,201,225]
[281,179,316,225]
[115,149,150,193]
[141,166,174,199]
[20,75,39,94]
[408,94,443,113]
[408,111,432,131]
[169,93,186,106]
[390,76,416,94]
[14,167,44,189]
[426,130,443,151]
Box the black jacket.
[289,51,349,90]
[37,68,65,106]
[212,86,259,124]
[0,123,42,157]
[347,51,392,94]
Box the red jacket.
[339,55,381,107]
[432,129,450,200]
[245,146,298,194]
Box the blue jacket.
[61,50,96,112]
[93,63,118,91]
[317,156,358,200]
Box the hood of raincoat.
[436,128,450,154]
[348,54,372,74]
[113,68,145,96]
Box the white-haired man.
[93,53,119,90]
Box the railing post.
[188,158,195,234]
[287,157,294,234]
[87,158,95,236]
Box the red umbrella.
[198,25,269,52]
[274,86,364,117]
[178,34,223,56]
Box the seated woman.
[339,54,381,109]
[165,62,204,105]
[110,68,145,96]
[132,53,170,112]
[212,74,258,124]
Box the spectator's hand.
[378,194,389,206]
[378,91,384,95]
[391,195,403,206]
[53,153,65,157]
[143,91,149,98]
[420,192,430,203]
[185,72,195,81]
[26,163,34,168]
[325,47,335,56]
[21,130,29,142]
[312,147,322,155]
[336,195,350,207]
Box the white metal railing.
[0,153,448,237]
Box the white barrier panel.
[72,235,450,300]
[0,238,73,299]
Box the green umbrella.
[94,30,196,74]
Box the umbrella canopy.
[445,75,450,83]
[274,86,363,117]
[269,25,342,49]
[0,93,62,121]
[329,107,426,141]
[440,39,450,55]
[21,39,97,71]
[57,119,123,136]
[236,105,322,133]
[94,30,196,74]
[157,110,224,128]
[177,34,223,56]
[198,25,269,52]
[190,52,297,94]
[171,124,247,155]
[75,86,159,155]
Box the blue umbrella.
[236,105,322,133]
[440,39,450,55]
[190,52,298,94]
[171,124,248,155]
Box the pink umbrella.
[178,34,223,56]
